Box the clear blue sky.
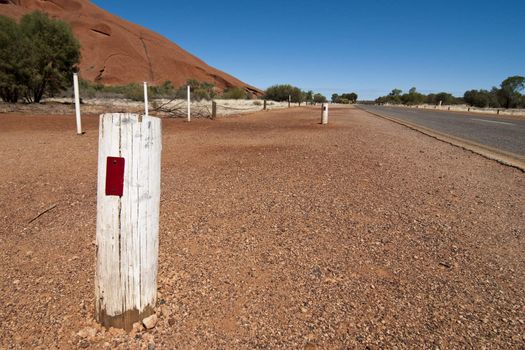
[91,0,524,100]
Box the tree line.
[331,93,358,104]
[375,76,525,109]
[264,84,327,104]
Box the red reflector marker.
[105,157,125,196]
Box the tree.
[0,11,81,103]
[331,92,358,104]
[313,93,327,103]
[0,17,26,102]
[498,76,524,109]
[265,84,303,102]
[390,89,402,96]
[305,90,313,104]
[402,87,425,105]
[434,92,457,105]
[341,92,358,103]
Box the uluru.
[0,0,262,95]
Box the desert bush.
[181,79,216,101]
[265,84,303,103]
[221,87,248,100]
[0,11,80,103]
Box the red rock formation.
[0,0,262,95]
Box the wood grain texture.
[95,113,162,330]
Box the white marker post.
[95,113,162,331]
[73,73,82,135]
[144,82,149,117]
[187,85,191,122]
[321,103,329,124]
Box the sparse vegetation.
[464,76,525,108]
[375,76,525,108]
[264,84,326,105]
[221,87,248,100]
[313,93,327,103]
[0,11,81,103]
[376,87,461,106]
[78,79,222,101]
[332,93,358,104]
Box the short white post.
[73,73,82,135]
[144,82,149,117]
[321,103,329,124]
[187,85,191,122]
[95,113,162,331]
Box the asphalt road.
[358,105,525,158]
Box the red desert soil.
[0,0,261,95]
[0,106,524,349]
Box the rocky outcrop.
[0,0,262,95]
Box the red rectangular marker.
[105,157,125,196]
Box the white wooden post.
[321,103,329,124]
[73,73,82,135]
[187,85,191,122]
[95,113,162,331]
[144,82,149,117]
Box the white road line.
[471,118,515,126]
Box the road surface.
[358,105,525,158]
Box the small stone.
[168,318,176,326]
[108,327,126,336]
[130,322,144,337]
[77,327,97,339]
[143,333,154,343]
[159,305,170,318]
[142,314,158,329]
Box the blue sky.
[91,0,525,100]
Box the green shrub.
[221,87,248,100]
[265,84,303,103]
[0,11,81,103]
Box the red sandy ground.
[0,106,524,349]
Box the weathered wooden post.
[73,73,82,135]
[263,99,267,110]
[95,113,162,331]
[211,101,217,119]
[143,82,149,117]
[321,103,329,124]
[187,85,191,122]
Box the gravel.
[0,105,523,349]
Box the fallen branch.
[28,204,58,224]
